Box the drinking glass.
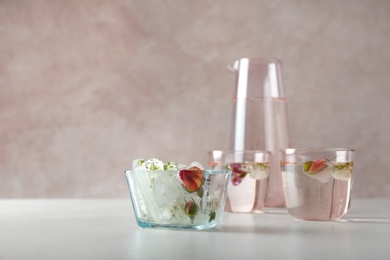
[209,150,271,213]
[280,148,355,221]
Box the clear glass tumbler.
[280,148,355,221]
[209,150,271,213]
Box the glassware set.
[124,57,355,230]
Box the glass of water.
[280,148,354,221]
[209,150,271,213]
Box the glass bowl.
[125,169,231,230]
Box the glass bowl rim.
[280,147,355,153]
[125,169,231,175]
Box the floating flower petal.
[303,159,327,174]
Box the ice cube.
[331,169,352,181]
[304,167,331,183]
[208,174,227,193]
[249,168,269,180]
[188,161,204,170]
[153,171,182,208]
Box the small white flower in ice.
[145,158,165,170]
[132,158,146,170]
[249,163,269,180]
[164,161,178,170]
[331,162,353,181]
[131,157,188,171]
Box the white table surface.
[0,199,389,259]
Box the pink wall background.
[1,0,389,198]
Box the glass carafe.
[229,57,289,207]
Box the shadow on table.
[338,217,390,224]
[210,225,288,234]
